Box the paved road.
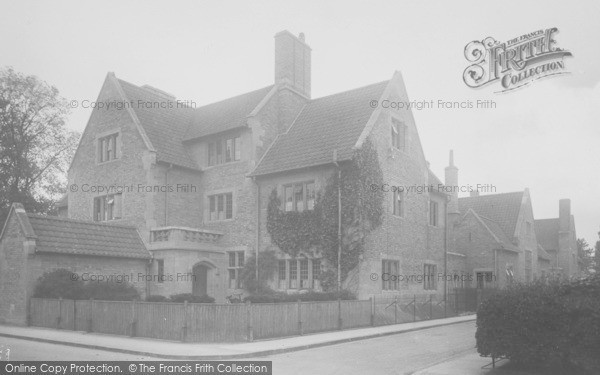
[1,321,476,374]
[254,321,476,375]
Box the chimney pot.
[299,32,305,42]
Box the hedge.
[476,274,600,374]
[243,290,355,303]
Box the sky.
[2,0,599,244]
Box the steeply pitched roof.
[478,214,519,252]
[118,79,198,169]
[251,80,389,176]
[27,214,150,259]
[535,218,559,252]
[185,85,274,141]
[458,191,524,239]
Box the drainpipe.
[332,150,341,292]
[444,195,449,302]
[165,163,173,226]
[254,177,260,284]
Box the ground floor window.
[278,258,321,290]
[382,259,400,290]
[424,263,437,290]
[476,271,494,289]
[227,251,244,289]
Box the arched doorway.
[192,263,211,296]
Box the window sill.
[206,218,235,224]
[97,158,120,166]
[203,160,245,171]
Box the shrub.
[476,275,600,374]
[145,295,169,302]
[169,293,215,303]
[244,290,355,303]
[33,269,85,299]
[240,250,279,293]
[82,280,140,301]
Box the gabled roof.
[458,191,524,239]
[251,80,389,176]
[116,77,273,170]
[535,218,559,252]
[26,213,150,259]
[117,79,198,169]
[464,209,519,252]
[185,85,274,141]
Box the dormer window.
[391,118,406,151]
[98,133,119,163]
[208,136,241,166]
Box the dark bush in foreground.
[169,293,215,303]
[243,290,356,303]
[33,269,139,301]
[33,269,85,299]
[476,275,600,374]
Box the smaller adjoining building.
[0,203,150,325]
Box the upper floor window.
[98,133,119,163]
[283,181,315,212]
[208,192,233,221]
[207,136,241,166]
[393,189,404,217]
[157,259,165,283]
[93,193,122,221]
[391,118,406,151]
[429,200,439,226]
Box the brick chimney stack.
[274,30,311,98]
[559,199,571,232]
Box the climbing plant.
[266,138,384,288]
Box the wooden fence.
[28,289,486,342]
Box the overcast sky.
[2,0,599,244]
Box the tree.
[595,231,600,274]
[577,238,595,276]
[0,67,79,227]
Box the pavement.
[0,315,475,360]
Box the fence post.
[87,299,93,333]
[394,295,398,324]
[57,298,63,329]
[337,298,342,330]
[297,300,303,335]
[246,300,254,342]
[444,292,447,318]
[27,298,32,327]
[73,299,76,331]
[181,301,188,342]
[429,294,433,320]
[130,299,137,337]
[370,297,375,326]
[413,295,416,322]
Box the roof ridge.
[458,190,524,200]
[26,213,138,229]
[534,217,559,222]
[192,84,274,111]
[309,80,390,103]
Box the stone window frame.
[392,189,404,217]
[277,257,321,291]
[93,193,123,222]
[281,180,316,212]
[423,263,437,290]
[390,116,407,152]
[205,188,235,223]
[429,200,439,227]
[227,250,245,289]
[96,129,122,165]
[206,134,242,167]
[382,259,400,291]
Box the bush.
[33,269,85,299]
[82,280,140,301]
[145,295,170,302]
[243,290,355,303]
[476,275,600,374]
[169,293,215,303]
[32,268,140,301]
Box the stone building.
[0,31,582,325]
